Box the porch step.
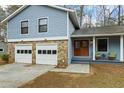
[71,61,90,64]
[71,60,90,64]
[72,57,91,61]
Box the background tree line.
[0,5,21,41]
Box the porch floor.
[50,64,90,73]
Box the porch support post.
[120,35,124,62]
[93,36,96,60]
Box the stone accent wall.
[8,40,68,68]
[32,42,36,64]
[8,43,15,63]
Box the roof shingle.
[71,26,124,37]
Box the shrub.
[2,54,9,62]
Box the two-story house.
[1,5,79,67]
[2,5,124,68]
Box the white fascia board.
[47,5,75,12]
[7,36,68,42]
[71,33,124,37]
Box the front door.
[74,40,89,56]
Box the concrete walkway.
[0,63,90,87]
[0,63,54,88]
[51,64,90,73]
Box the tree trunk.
[80,5,84,27]
[118,5,121,25]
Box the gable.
[1,5,79,29]
[8,5,67,22]
[7,5,68,40]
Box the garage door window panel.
[25,50,28,54]
[43,50,46,54]
[47,50,51,54]
[17,50,20,54]
[28,50,32,54]
[52,50,57,54]
[38,50,42,54]
[21,50,24,54]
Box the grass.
[20,64,124,88]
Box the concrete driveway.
[0,63,54,88]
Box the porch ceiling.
[72,26,124,37]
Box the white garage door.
[15,45,32,63]
[36,44,57,65]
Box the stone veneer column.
[8,43,15,63]
[32,42,36,64]
[57,40,68,68]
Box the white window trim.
[0,48,4,52]
[120,35,124,61]
[20,19,29,35]
[96,37,109,53]
[37,17,49,34]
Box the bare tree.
[80,5,84,26]
[118,5,121,25]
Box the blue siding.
[72,36,120,61]
[68,18,75,64]
[8,5,68,39]
[95,36,120,60]
[109,36,120,60]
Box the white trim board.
[120,35,124,61]
[71,33,124,37]
[8,36,68,42]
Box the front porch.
[71,35,124,63]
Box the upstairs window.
[21,21,28,34]
[39,18,47,33]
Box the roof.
[71,26,124,37]
[1,5,79,29]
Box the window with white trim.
[38,18,47,32]
[21,21,28,34]
[97,38,108,52]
